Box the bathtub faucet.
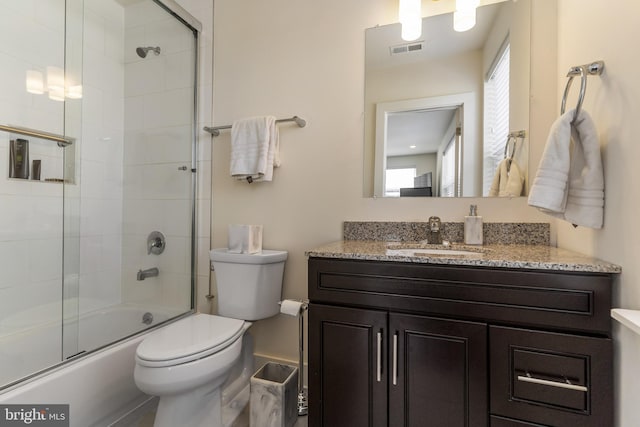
[137,267,159,281]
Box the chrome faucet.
[137,267,159,281]
[426,216,443,244]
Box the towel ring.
[503,136,516,161]
[561,66,587,118]
[503,136,517,174]
[560,60,605,120]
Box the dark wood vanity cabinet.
[308,257,614,427]
[309,304,487,427]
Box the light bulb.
[454,8,476,32]
[399,0,422,41]
[66,85,83,99]
[26,70,44,94]
[46,66,65,92]
[48,86,65,102]
[454,0,478,32]
[456,0,480,12]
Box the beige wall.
[554,1,640,426]
[211,1,640,424]
[211,0,553,364]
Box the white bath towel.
[230,116,280,182]
[489,159,524,197]
[528,109,604,228]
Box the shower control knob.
[147,231,166,255]
[178,166,188,171]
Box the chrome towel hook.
[560,60,605,120]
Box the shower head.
[136,46,161,58]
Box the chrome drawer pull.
[517,374,588,392]
[376,331,382,382]
[392,333,398,386]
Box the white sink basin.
[386,248,483,257]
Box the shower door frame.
[151,0,203,312]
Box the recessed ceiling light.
[410,145,417,149]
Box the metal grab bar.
[203,115,306,137]
[0,124,74,147]
[560,60,605,120]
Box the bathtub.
[0,304,189,426]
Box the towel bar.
[0,124,74,147]
[203,115,306,137]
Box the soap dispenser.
[9,138,29,179]
[464,204,483,245]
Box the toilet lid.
[136,314,245,367]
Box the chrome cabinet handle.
[392,333,398,386]
[517,374,588,392]
[376,331,382,382]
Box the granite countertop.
[306,240,622,274]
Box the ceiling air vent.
[390,41,425,56]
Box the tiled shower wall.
[0,0,67,336]
[78,0,125,313]
[121,0,212,313]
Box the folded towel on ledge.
[528,109,604,228]
[230,116,280,182]
[489,158,524,197]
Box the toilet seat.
[136,314,246,368]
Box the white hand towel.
[489,159,524,197]
[528,109,604,228]
[230,116,280,182]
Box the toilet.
[134,248,288,427]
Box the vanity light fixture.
[454,0,479,32]
[399,0,422,41]
[25,67,83,101]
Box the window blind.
[483,43,510,196]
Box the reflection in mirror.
[364,0,531,198]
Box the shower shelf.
[7,178,71,184]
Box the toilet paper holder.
[279,299,310,416]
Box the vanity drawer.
[308,258,613,335]
[490,326,612,427]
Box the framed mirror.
[364,0,531,198]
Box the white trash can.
[250,362,298,427]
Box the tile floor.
[231,405,308,427]
[124,402,308,427]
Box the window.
[440,137,456,197]
[483,41,510,196]
[385,167,416,197]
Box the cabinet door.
[309,303,388,427]
[389,314,487,427]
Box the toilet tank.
[210,248,288,321]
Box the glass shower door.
[66,0,198,356]
[0,0,198,391]
[0,0,75,386]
